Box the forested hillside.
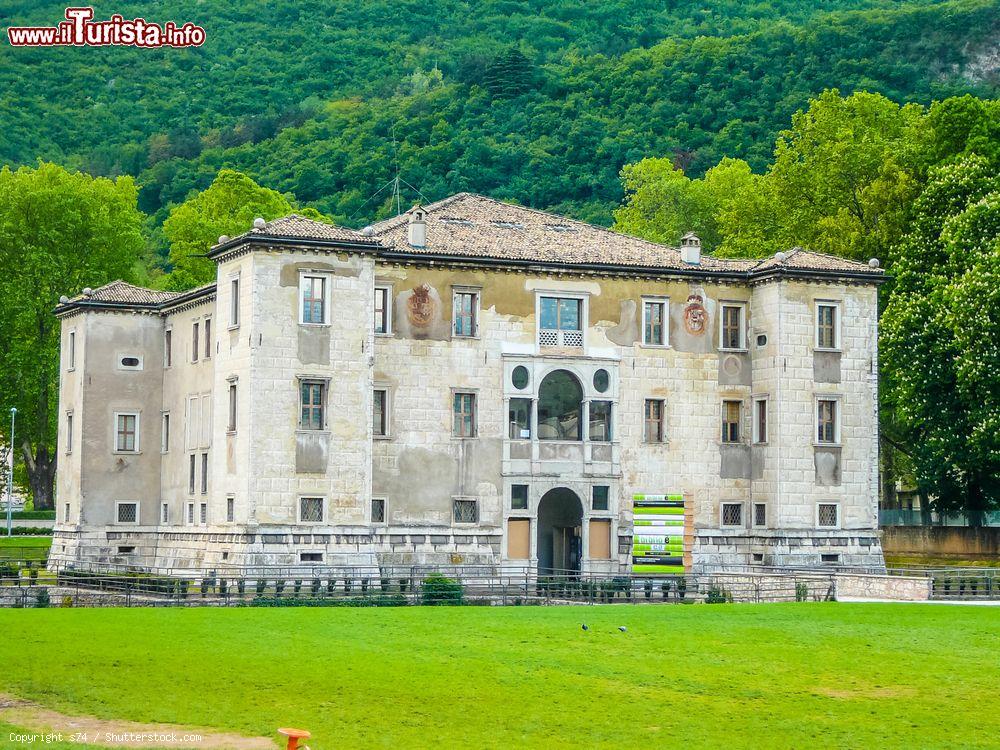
[1,0,997,267]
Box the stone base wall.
[49,527,502,575]
[834,573,931,601]
[691,528,884,573]
[882,525,1000,558]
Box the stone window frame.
[591,485,610,512]
[228,273,241,330]
[113,410,140,454]
[817,501,841,529]
[752,396,768,444]
[116,353,144,372]
[452,285,481,339]
[186,502,195,526]
[510,484,529,510]
[160,411,170,454]
[452,496,479,524]
[65,411,73,455]
[752,502,767,528]
[718,301,748,351]
[374,282,393,335]
[721,399,743,444]
[227,377,238,434]
[115,501,140,526]
[163,328,172,369]
[297,376,330,432]
[191,320,200,363]
[371,497,386,524]
[298,270,332,326]
[199,501,208,526]
[641,296,669,347]
[200,452,209,495]
[373,386,391,439]
[298,496,326,524]
[815,299,842,352]
[161,502,169,524]
[643,398,666,443]
[720,501,745,528]
[815,395,842,446]
[226,496,235,523]
[203,316,213,360]
[301,552,324,563]
[535,290,588,350]
[67,329,76,371]
[452,389,478,439]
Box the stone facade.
[50,195,886,575]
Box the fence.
[879,509,1000,527]
[0,565,834,608]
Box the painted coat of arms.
[683,293,707,336]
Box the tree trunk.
[919,489,933,526]
[880,436,898,510]
[965,482,985,528]
[21,440,56,510]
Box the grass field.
[0,604,997,749]
[0,536,51,563]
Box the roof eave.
[207,233,381,259]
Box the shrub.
[61,594,74,608]
[660,580,671,599]
[644,579,653,599]
[275,580,286,597]
[293,579,303,596]
[343,579,352,594]
[236,579,246,596]
[255,579,267,596]
[398,578,408,593]
[34,588,50,608]
[705,586,727,604]
[380,577,390,592]
[421,574,464,606]
[326,579,336,596]
[311,579,321,596]
[795,582,809,602]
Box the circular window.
[511,365,530,390]
[593,369,610,393]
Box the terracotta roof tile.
[67,280,181,306]
[217,214,378,247]
[369,193,757,272]
[749,247,883,275]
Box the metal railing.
[879,509,1000,527]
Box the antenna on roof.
[347,127,431,222]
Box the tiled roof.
[66,280,181,306]
[56,280,217,314]
[214,214,379,248]
[369,193,758,272]
[749,247,882,274]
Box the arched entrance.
[537,488,584,575]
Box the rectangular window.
[164,329,172,368]
[162,502,169,524]
[453,392,477,438]
[226,496,235,523]
[230,276,240,327]
[115,412,139,453]
[161,412,170,453]
[191,321,199,362]
[300,274,328,324]
[644,399,665,443]
[453,498,478,523]
[753,399,768,444]
[753,502,767,528]
[68,330,76,370]
[720,303,745,350]
[592,485,610,511]
[371,497,386,523]
[453,289,479,337]
[199,502,207,525]
[721,502,744,528]
[511,484,528,510]
[186,502,194,525]
[301,552,324,563]
[817,399,839,444]
[116,502,138,524]
[539,295,584,347]
[817,303,839,349]
[642,299,667,345]
[821,553,840,564]
[228,382,237,432]
[204,318,212,359]
[508,398,532,440]
[373,389,388,437]
[722,400,742,443]
[65,502,71,523]
[589,401,612,442]
[300,380,326,430]
[65,412,73,454]
[201,452,209,494]
[374,285,391,334]
[818,502,840,528]
[299,496,324,523]
[188,454,196,495]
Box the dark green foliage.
[9,511,55,521]
[420,574,464,606]
[34,588,50,608]
[706,586,728,604]
[249,594,407,607]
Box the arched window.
[537,370,583,441]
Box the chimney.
[680,232,701,265]
[407,205,427,248]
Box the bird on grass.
[618,626,627,633]
[581,623,589,631]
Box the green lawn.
[0,604,997,749]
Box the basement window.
[117,546,135,555]
[821,553,841,564]
[752,553,764,564]
[300,552,324,563]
